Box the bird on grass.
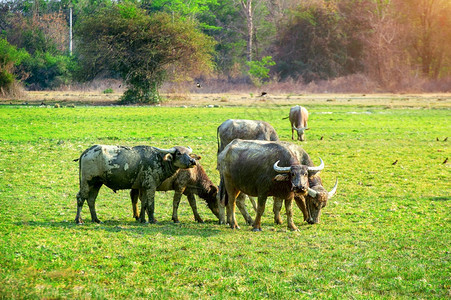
[196,82,201,88]
[392,160,398,165]
[443,158,448,164]
[259,92,267,97]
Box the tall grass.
[0,101,449,298]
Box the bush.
[0,38,29,96]
[20,51,74,90]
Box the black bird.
[392,160,398,165]
[320,136,324,140]
[444,137,448,142]
[436,137,440,141]
[443,158,448,164]
[260,92,267,97]
[196,82,201,88]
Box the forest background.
[1,0,451,103]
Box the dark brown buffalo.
[130,158,220,223]
[217,139,324,231]
[289,105,309,141]
[75,145,196,224]
[217,119,279,223]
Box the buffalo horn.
[154,146,192,154]
[307,188,318,198]
[328,178,338,199]
[307,158,324,172]
[293,125,307,132]
[153,147,177,154]
[273,160,291,173]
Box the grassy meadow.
[0,94,450,299]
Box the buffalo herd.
[75,105,337,231]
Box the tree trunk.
[241,0,253,62]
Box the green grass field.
[0,99,449,299]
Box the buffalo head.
[304,178,338,224]
[155,146,197,169]
[273,158,324,195]
[293,125,309,141]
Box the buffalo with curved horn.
[217,139,324,231]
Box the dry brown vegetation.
[2,90,450,109]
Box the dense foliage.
[0,0,450,96]
[76,3,215,103]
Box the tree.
[400,0,451,78]
[273,1,350,82]
[76,3,215,104]
[0,38,29,96]
[247,56,275,86]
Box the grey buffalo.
[289,105,309,141]
[217,119,279,153]
[74,145,196,224]
[217,139,324,231]
[130,157,220,223]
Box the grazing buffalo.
[130,158,221,223]
[289,105,309,141]
[74,145,196,224]
[217,119,279,153]
[217,139,324,231]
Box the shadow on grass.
[425,196,450,201]
[16,218,223,237]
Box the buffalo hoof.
[252,228,263,232]
[149,218,158,224]
[93,219,102,224]
[288,226,299,232]
[196,218,204,223]
[75,218,83,225]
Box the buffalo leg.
[143,188,157,224]
[186,193,204,223]
[224,181,240,229]
[285,198,298,231]
[273,197,283,225]
[130,189,140,220]
[253,195,268,231]
[75,191,85,224]
[172,191,183,223]
[294,195,308,222]
[138,189,148,223]
[86,184,102,223]
[235,193,253,225]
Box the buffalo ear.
[273,174,289,181]
[190,154,201,160]
[163,153,173,162]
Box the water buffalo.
[217,119,279,223]
[217,139,324,231]
[74,145,196,224]
[217,119,279,153]
[290,105,309,141]
[130,158,221,223]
